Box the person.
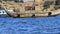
[32,14,35,17]
[14,0,24,3]
[48,12,52,16]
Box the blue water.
[0,15,60,34]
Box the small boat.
[0,7,7,15]
[0,7,9,17]
[4,8,60,18]
[0,10,7,15]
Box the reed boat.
[1,0,60,18]
[5,8,60,18]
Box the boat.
[5,8,60,18]
[1,0,60,18]
[0,7,7,15]
[0,7,9,17]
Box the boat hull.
[5,9,60,18]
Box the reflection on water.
[0,15,60,34]
[0,14,9,18]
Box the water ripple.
[0,15,60,34]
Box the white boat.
[0,10,7,14]
[0,7,7,15]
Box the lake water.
[0,15,60,34]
